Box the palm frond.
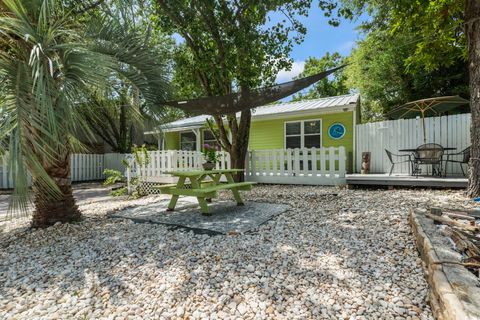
[0,0,172,218]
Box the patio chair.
[385,149,412,176]
[412,143,444,177]
[444,146,470,177]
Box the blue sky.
[275,7,368,83]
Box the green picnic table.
[156,169,256,215]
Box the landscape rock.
[1,185,468,319]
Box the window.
[285,120,321,149]
[203,130,218,149]
[180,131,197,151]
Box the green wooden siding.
[164,132,179,150]
[164,112,354,152]
[249,111,355,172]
[249,111,354,152]
[162,111,355,171]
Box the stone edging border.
[409,209,480,320]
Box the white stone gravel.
[0,185,474,319]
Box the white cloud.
[276,60,305,83]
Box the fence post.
[311,147,317,176]
[293,148,300,175]
[328,147,335,178]
[338,147,346,177]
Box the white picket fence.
[245,147,346,185]
[355,113,471,174]
[130,150,231,181]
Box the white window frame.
[284,119,322,149]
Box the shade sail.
[162,65,346,115]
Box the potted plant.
[202,144,220,170]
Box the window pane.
[181,143,196,151]
[204,139,217,146]
[304,120,321,134]
[203,130,215,141]
[181,132,196,150]
[181,132,195,143]
[286,136,301,149]
[286,122,300,135]
[304,135,321,148]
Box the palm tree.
[0,0,169,227]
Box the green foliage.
[316,0,469,122]
[154,1,314,168]
[103,169,124,186]
[110,187,128,197]
[345,28,468,121]
[342,0,466,72]
[132,144,150,168]
[292,52,349,101]
[202,144,221,163]
[0,0,170,213]
[155,1,312,94]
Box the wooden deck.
[346,174,468,188]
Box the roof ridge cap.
[258,93,358,107]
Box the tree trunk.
[466,0,480,197]
[31,153,81,228]
[227,110,251,182]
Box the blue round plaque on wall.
[328,123,346,139]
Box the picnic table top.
[165,169,244,177]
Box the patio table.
[157,169,256,215]
[398,147,456,152]
[398,147,456,176]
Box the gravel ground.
[0,185,475,319]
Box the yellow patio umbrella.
[388,96,469,143]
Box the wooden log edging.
[409,209,480,320]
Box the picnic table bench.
[156,169,256,215]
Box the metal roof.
[159,93,359,131]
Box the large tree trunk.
[31,153,81,228]
[466,0,480,197]
[229,110,252,182]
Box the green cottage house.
[148,93,360,172]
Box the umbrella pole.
[422,111,427,143]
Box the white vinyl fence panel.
[0,157,14,189]
[245,147,346,185]
[104,153,128,173]
[355,113,471,174]
[0,153,126,189]
[70,154,104,181]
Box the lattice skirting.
[137,181,164,195]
